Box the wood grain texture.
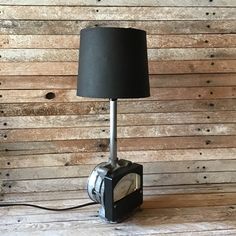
[1,48,236,62]
[1,34,236,49]
[1,124,236,142]
[1,87,235,103]
[1,74,236,90]
[2,160,236,181]
[1,60,236,75]
[2,171,236,194]
[1,0,236,6]
[1,20,235,35]
[1,6,235,21]
[1,111,236,129]
[1,136,236,156]
[1,99,236,117]
[1,148,236,168]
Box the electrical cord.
[0,202,98,211]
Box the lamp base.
[87,159,143,223]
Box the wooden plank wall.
[0,0,236,200]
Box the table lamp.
[77,27,150,222]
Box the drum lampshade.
[77,27,150,98]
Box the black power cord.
[0,202,98,211]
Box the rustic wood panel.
[1,20,236,35]
[1,136,236,156]
[2,160,236,181]
[1,0,236,7]
[1,34,236,49]
[2,171,236,194]
[1,6,235,21]
[1,111,236,129]
[1,148,236,169]
[1,60,236,75]
[1,48,236,62]
[1,74,236,89]
[1,124,236,142]
[1,99,236,117]
[1,87,235,103]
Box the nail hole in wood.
[206,12,209,15]
[211,62,215,65]
[7,162,10,165]
[8,185,11,188]
[206,80,211,83]
[197,128,201,131]
[210,54,214,58]
[205,40,209,43]
[198,94,201,97]
[6,173,9,177]
[210,91,213,95]
[5,148,8,152]
[206,129,210,132]
[203,166,206,169]
[207,116,210,119]
[0,95,2,98]
[213,12,215,15]
[204,176,207,179]
[96,9,99,12]
[197,166,200,169]
[3,122,7,126]
[102,129,105,132]
[205,140,211,145]
[3,134,7,138]
[199,152,202,155]
[209,103,214,107]
[45,92,55,100]
[207,25,211,28]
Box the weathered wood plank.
[1,20,235,35]
[1,193,236,218]
[1,136,236,156]
[2,160,236,181]
[2,171,236,193]
[0,221,235,236]
[1,74,236,90]
[1,34,236,49]
[1,99,236,117]
[1,124,236,142]
[1,221,236,236]
[3,184,236,203]
[2,48,236,62]
[1,60,236,75]
[1,111,236,129]
[1,0,236,6]
[1,48,236,62]
[1,87,235,103]
[1,7,235,21]
[1,149,236,169]
[145,172,236,186]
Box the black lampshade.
[77,27,150,99]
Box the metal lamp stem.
[109,98,118,167]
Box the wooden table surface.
[1,183,236,236]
